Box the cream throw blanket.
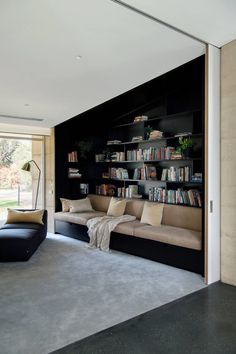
[87,215,136,251]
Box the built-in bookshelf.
[94,107,203,207]
[55,56,204,212]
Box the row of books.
[117,185,140,199]
[126,147,175,161]
[148,187,202,207]
[109,168,129,179]
[161,166,191,182]
[96,184,116,196]
[68,151,78,162]
[110,151,125,161]
[133,166,157,180]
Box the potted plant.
[75,140,93,160]
[178,136,193,158]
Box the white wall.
[206,45,221,284]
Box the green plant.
[75,140,93,159]
[178,136,193,151]
[144,125,153,139]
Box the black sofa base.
[0,210,48,262]
[55,220,204,276]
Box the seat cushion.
[0,228,39,241]
[162,204,202,231]
[1,223,42,231]
[54,211,106,225]
[134,225,202,250]
[113,220,147,236]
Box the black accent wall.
[55,55,205,212]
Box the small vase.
[182,147,192,158]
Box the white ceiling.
[0,0,207,129]
[122,0,236,47]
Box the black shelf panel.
[96,177,202,184]
[113,110,201,128]
[96,158,201,163]
[107,133,202,146]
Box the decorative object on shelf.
[131,136,143,142]
[134,115,148,123]
[95,153,105,162]
[80,183,89,194]
[107,185,117,197]
[191,173,202,183]
[178,137,193,158]
[75,140,93,159]
[170,149,182,160]
[107,140,122,145]
[22,160,41,209]
[149,130,163,140]
[144,125,153,140]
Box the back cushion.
[162,204,202,231]
[87,194,111,212]
[125,199,145,219]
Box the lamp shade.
[21,162,31,172]
[21,160,41,209]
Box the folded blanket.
[87,214,136,251]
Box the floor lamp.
[22,160,41,209]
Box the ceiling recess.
[0,114,44,122]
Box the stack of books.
[68,168,81,178]
[149,130,163,139]
[107,140,122,145]
[191,173,202,182]
[133,115,148,123]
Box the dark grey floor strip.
[51,282,236,354]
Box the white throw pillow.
[60,198,71,212]
[69,198,94,213]
[140,201,164,227]
[107,197,126,217]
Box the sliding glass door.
[0,134,44,224]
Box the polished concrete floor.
[51,282,236,354]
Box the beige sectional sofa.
[54,194,203,274]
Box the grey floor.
[0,234,205,354]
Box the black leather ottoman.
[0,210,47,262]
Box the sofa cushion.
[140,201,164,226]
[60,198,71,212]
[1,223,42,231]
[113,220,147,236]
[125,199,145,219]
[6,209,45,225]
[69,198,94,213]
[107,197,126,217]
[87,194,111,212]
[134,224,202,250]
[162,204,202,232]
[54,211,106,225]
